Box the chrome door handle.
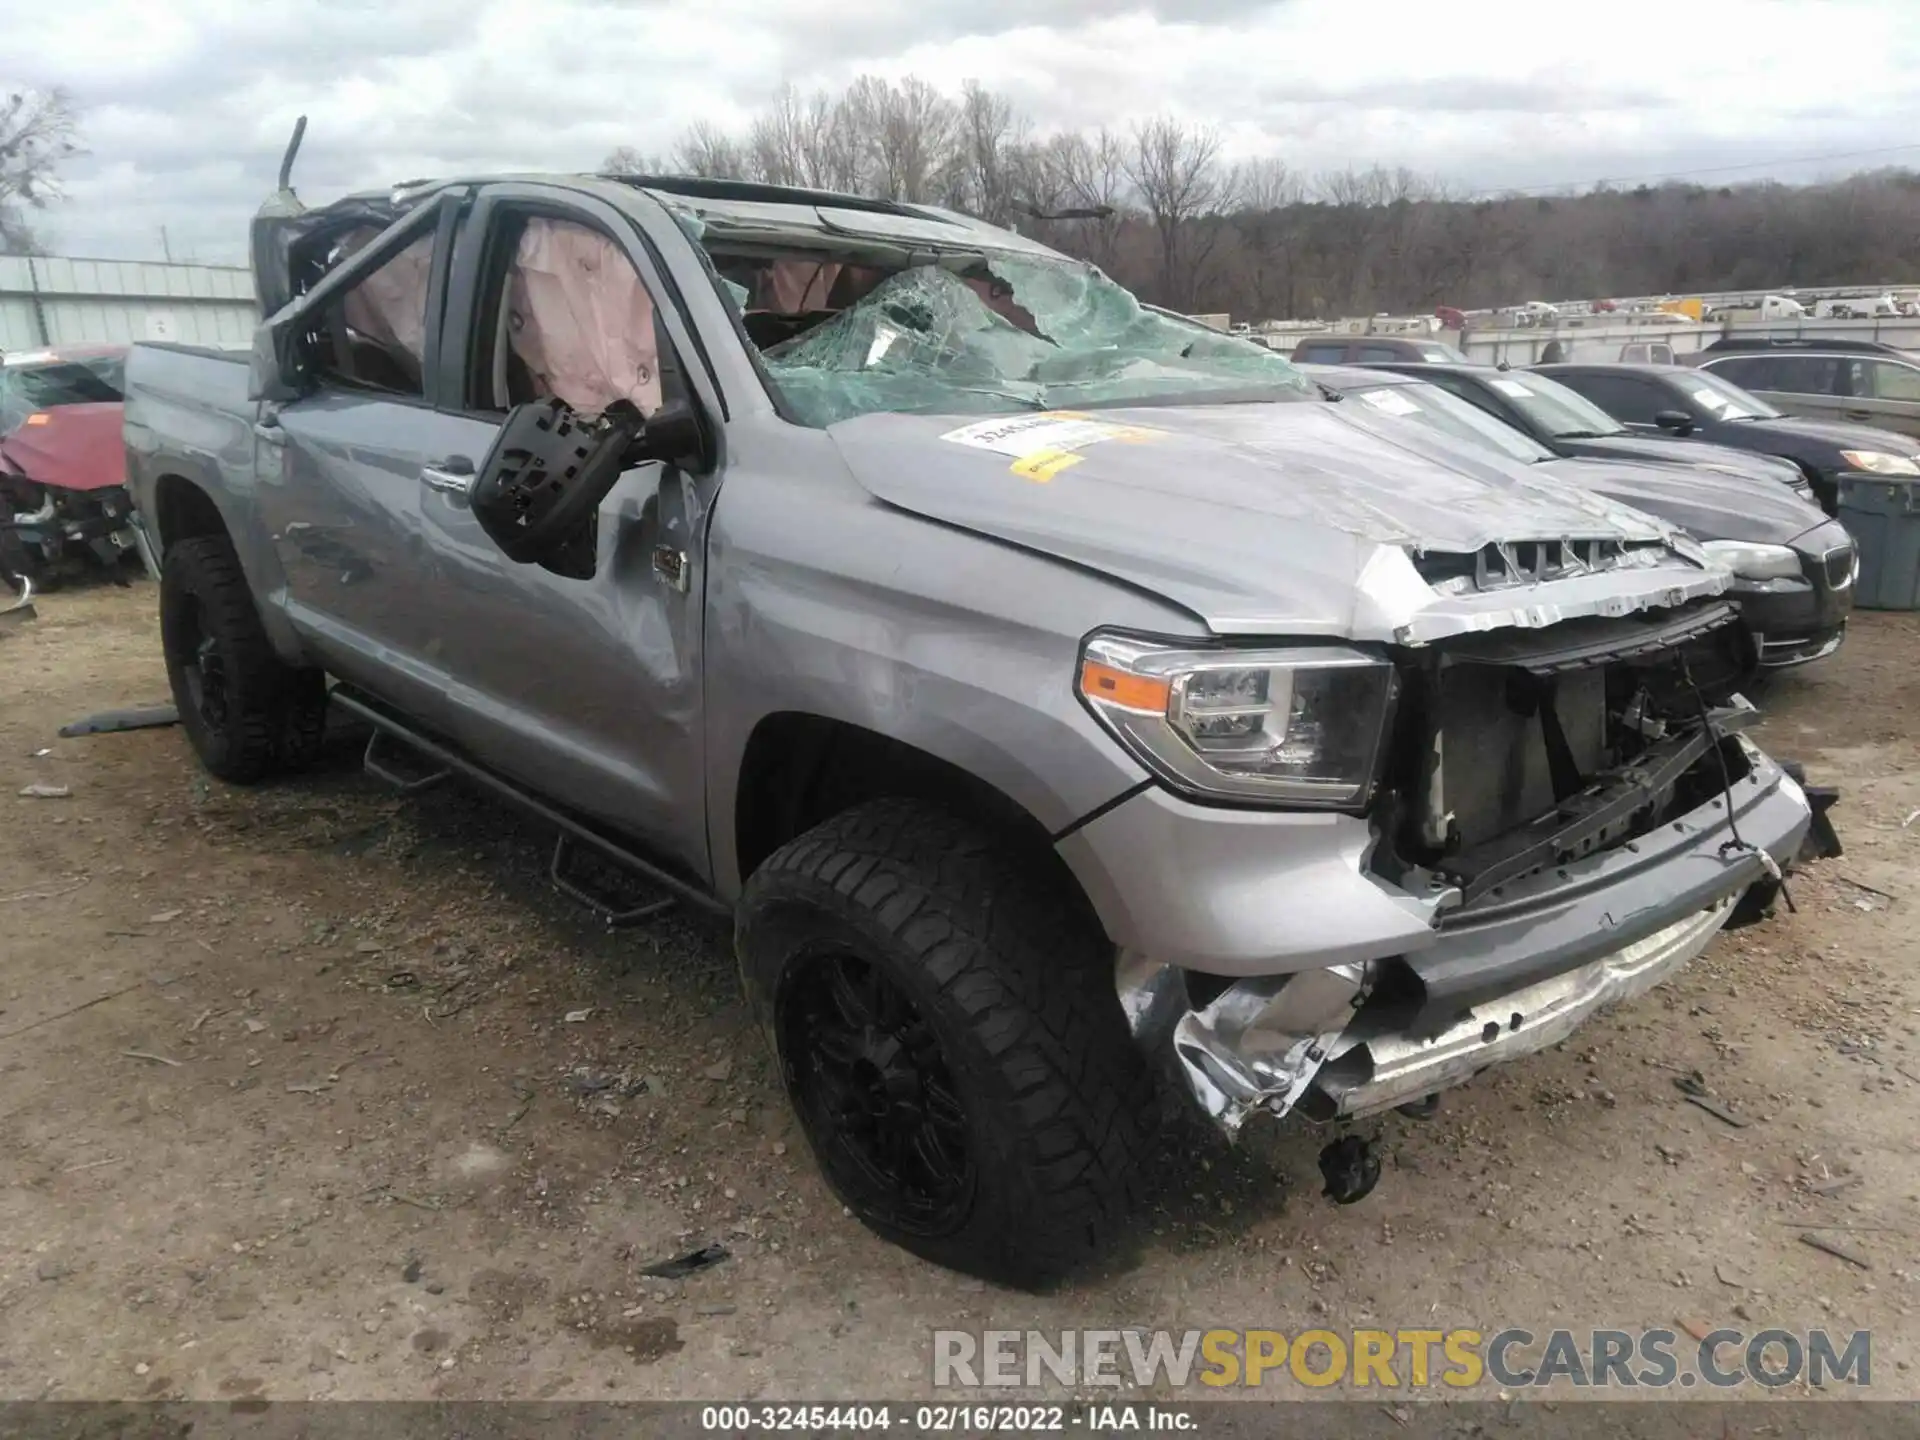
[420,459,476,506]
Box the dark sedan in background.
[1305,365,1855,669]
[1359,360,1818,504]
[1533,361,1920,513]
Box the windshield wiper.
[1553,429,1612,439]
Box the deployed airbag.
[507,219,662,417]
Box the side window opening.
[311,229,435,398]
[472,213,680,418]
[1867,360,1920,403]
[1568,374,1662,424]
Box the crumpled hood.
[0,402,126,492]
[1745,414,1920,457]
[1568,432,1802,484]
[1538,457,1831,546]
[827,400,1728,643]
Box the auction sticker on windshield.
[1357,388,1421,416]
[940,411,1166,482]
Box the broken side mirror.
[469,397,710,576]
[1653,409,1695,435]
[248,310,311,404]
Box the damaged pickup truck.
[122,143,1811,1287]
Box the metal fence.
[1457,316,1920,367]
[0,255,259,352]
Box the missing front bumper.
[1122,739,1810,1139]
[1306,898,1731,1119]
[1133,899,1730,1137]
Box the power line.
[1469,142,1920,199]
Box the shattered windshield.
[717,248,1312,426]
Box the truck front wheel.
[160,535,328,784]
[737,799,1154,1287]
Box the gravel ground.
[1,579,1916,1404]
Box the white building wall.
[0,255,259,351]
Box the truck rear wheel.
[160,535,328,784]
[737,799,1153,1287]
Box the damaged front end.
[0,471,143,578]
[1124,594,1810,1137]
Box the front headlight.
[1078,634,1396,806]
[1699,539,1803,581]
[1838,450,1920,476]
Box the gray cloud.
[2,0,1916,264]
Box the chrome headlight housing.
[1078,634,1397,807]
[1700,539,1803,582]
[1839,449,1920,477]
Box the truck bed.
[122,341,260,544]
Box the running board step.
[327,686,724,922]
[549,835,675,928]
[362,730,451,793]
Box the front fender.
[701,424,1191,898]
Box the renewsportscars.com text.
[933,1327,1871,1390]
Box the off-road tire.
[738,799,1154,1287]
[160,534,328,784]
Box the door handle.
[1843,409,1873,422]
[420,457,476,506]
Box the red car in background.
[1,344,147,586]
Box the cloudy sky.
[6,0,1920,265]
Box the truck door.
[412,186,714,879]
[253,196,466,727]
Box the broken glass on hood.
[762,258,1310,426]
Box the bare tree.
[1126,117,1231,308]
[0,87,82,255]
[1232,156,1304,321]
[601,145,663,176]
[1048,128,1130,270]
[843,75,956,202]
[673,120,748,180]
[805,89,862,192]
[747,85,810,187]
[599,74,1920,323]
[948,81,1027,225]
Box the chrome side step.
[0,573,35,629]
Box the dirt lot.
[1,579,1917,1404]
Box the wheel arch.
[728,710,1109,944]
[146,471,310,665]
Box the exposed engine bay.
[1373,596,1759,910]
[1123,595,1793,1140]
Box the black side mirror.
[1653,409,1695,435]
[635,399,710,472]
[469,397,710,572]
[248,311,310,403]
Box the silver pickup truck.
[122,153,1811,1286]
